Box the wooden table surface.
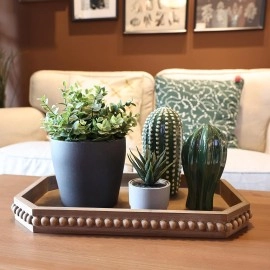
[1,175,270,270]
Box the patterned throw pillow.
[155,76,244,148]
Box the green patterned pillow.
[155,76,244,148]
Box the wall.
[0,0,269,107]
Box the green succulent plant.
[127,146,174,187]
[39,82,139,141]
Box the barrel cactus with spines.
[142,107,182,196]
[182,124,228,211]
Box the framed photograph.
[194,0,266,32]
[124,0,187,34]
[71,0,117,21]
[18,0,56,2]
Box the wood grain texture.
[1,175,270,269]
[11,175,251,238]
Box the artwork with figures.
[72,0,117,21]
[194,0,266,31]
[124,0,187,34]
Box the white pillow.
[222,148,270,191]
[0,141,135,176]
[0,141,54,176]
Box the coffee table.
[1,175,270,269]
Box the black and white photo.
[124,0,187,34]
[71,0,117,21]
[194,0,266,32]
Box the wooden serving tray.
[11,173,251,238]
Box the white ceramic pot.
[128,178,170,210]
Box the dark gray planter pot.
[51,138,126,208]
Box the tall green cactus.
[182,124,227,211]
[142,107,182,196]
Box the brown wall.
[1,0,270,107]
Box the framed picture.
[124,0,187,34]
[18,0,56,2]
[194,0,266,32]
[71,0,117,21]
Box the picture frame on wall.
[18,0,56,2]
[194,0,266,32]
[124,0,188,34]
[71,0,117,21]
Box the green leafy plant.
[127,146,174,187]
[39,82,139,141]
[0,49,13,108]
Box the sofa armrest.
[0,107,47,147]
[265,123,270,154]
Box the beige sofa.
[0,69,270,191]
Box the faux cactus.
[182,124,227,211]
[142,107,182,195]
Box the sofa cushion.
[0,107,47,148]
[0,141,54,176]
[69,74,143,112]
[0,140,135,176]
[29,70,154,131]
[222,148,270,191]
[155,76,244,147]
[1,142,269,190]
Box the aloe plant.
[39,82,138,141]
[127,146,174,187]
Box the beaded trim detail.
[11,203,251,233]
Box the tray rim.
[11,173,252,239]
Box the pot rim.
[50,137,126,143]
[128,178,170,190]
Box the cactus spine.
[182,124,227,210]
[142,107,182,196]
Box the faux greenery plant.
[127,146,174,187]
[0,49,13,108]
[39,82,138,141]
